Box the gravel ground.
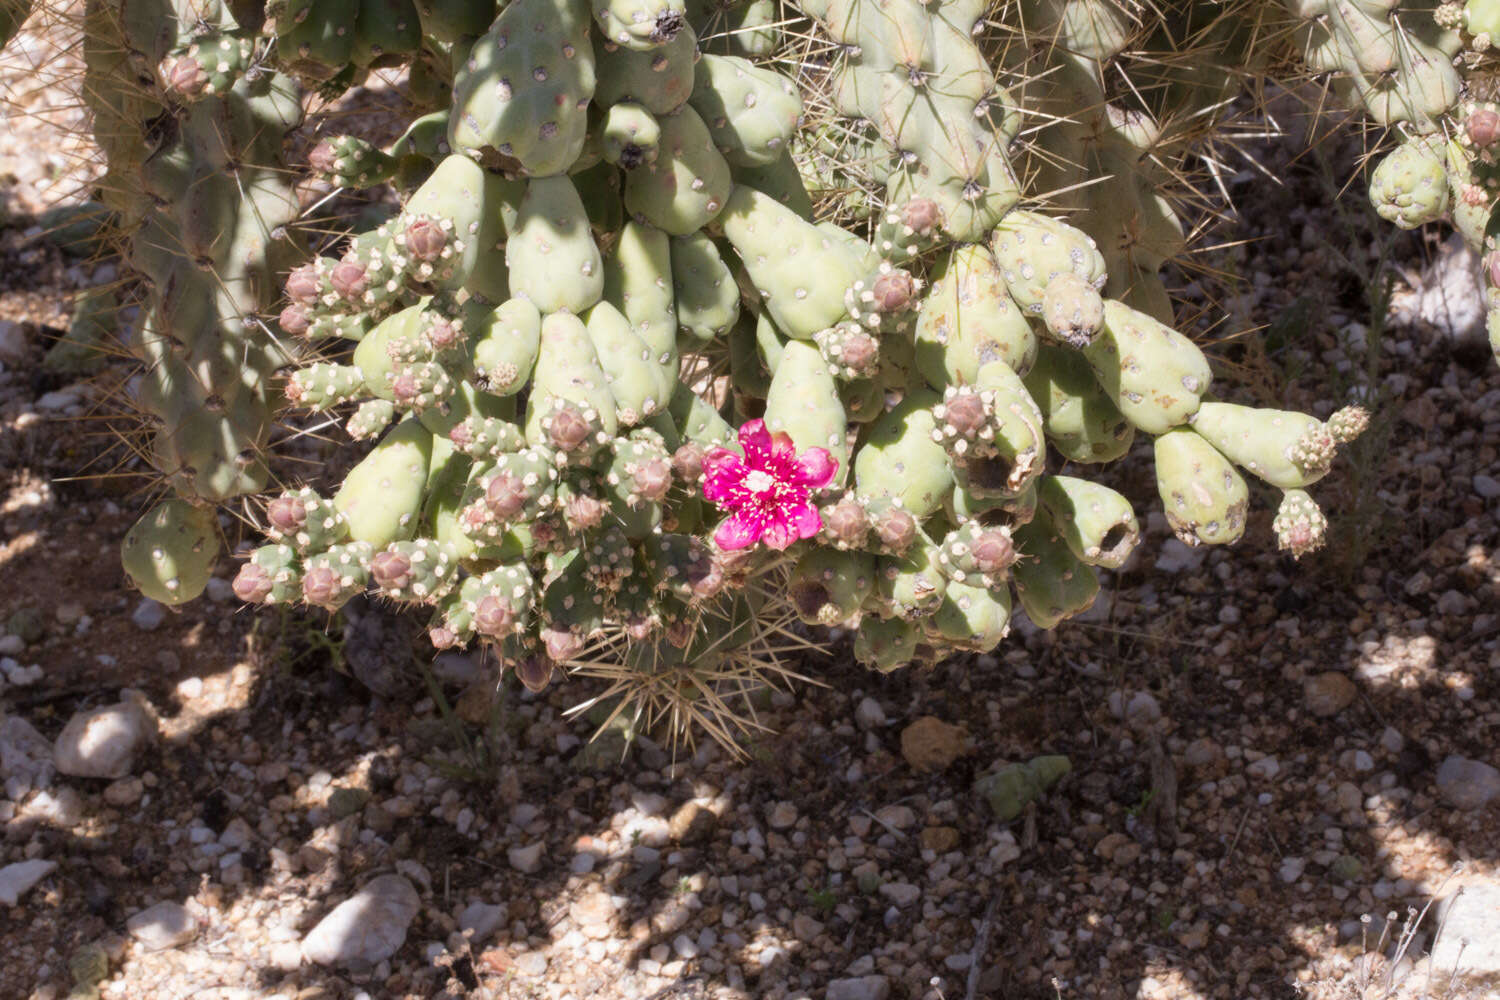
[2,24,1499,1000]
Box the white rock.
[507,841,544,874]
[0,635,23,655]
[0,859,56,905]
[1246,756,1280,780]
[1474,474,1500,500]
[459,901,505,943]
[854,697,886,731]
[826,975,891,1000]
[1435,755,1500,811]
[104,776,145,807]
[54,693,155,779]
[1,715,53,791]
[1431,880,1500,974]
[127,901,197,951]
[1390,235,1487,345]
[131,599,165,632]
[301,874,420,967]
[877,882,920,907]
[1154,539,1205,574]
[27,788,83,826]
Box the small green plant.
[807,885,837,916]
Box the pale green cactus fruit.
[1188,401,1365,490]
[1082,299,1212,435]
[471,299,545,397]
[1369,134,1451,228]
[524,312,621,463]
[448,0,597,174]
[593,24,698,112]
[875,529,949,618]
[121,499,222,605]
[507,175,607,315]
[764,339,850,477]
[1035,475,1140,569]
[686,53,802,167]
[1021,343,1135,464]
[928,581,1012,651]
[718,185,876,340]
[584,300,674,425]
[854,389,955,517]
[1152,426,1249,548]
[671,231,741,345]
[788,548,877,626]
[622,104,733,234]
[334,418,437,548]
[913,245,1037,388]
[1010,511,1099,630]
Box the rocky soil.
[2,19,1499,1000]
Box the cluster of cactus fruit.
[32,0,1495,740]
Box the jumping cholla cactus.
[2,0,1401,744]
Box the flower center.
[743,469,776,495]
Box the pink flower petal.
[788,502,822,540]
[701,449,747,504]
[769,431,798,463]
[791,447,838,488]
[713,511,763,550]
[738,419,773,467]
[759,513,800,550]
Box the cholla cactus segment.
[347,400,397,441]
[1290,0,1459,130]
[936,521,1018,592]
[308,135,400,188]
[301,543,377,611]
[371,539,460,602]
[232,544,302,606]
[266,488,349,553]
[1273,489,1328,560]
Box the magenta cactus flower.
[702,420,838,550]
